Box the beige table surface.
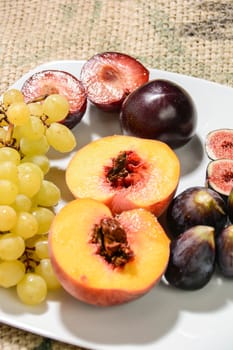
[0,1,232,349]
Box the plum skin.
[120,79,197,149]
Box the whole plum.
[120,79,197,149]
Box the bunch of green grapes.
[0,89,77,305]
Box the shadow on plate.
[58,274,232,348]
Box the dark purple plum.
[216,225,233,277]
[21,70,87,129]
[166,186,228,238]
[165,225,215,290]
[120,79,197,149]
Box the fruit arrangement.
[0,51,232,308]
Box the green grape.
[31,207,54,234]
[20,135,50,155]
[12,211,38,239]
[0,260,25,288]
[35,258,60,289]
[42,94,69,122]
[46,122,76,152]
[18,116,45,141]
[12,194,32,212]
[0,161,18,183]
[34,239,49,259]
[0,205,17,231]
[21,154,50,175]
[0,147,21,164]
[33,180,61,207]
[27,102,43,117]
[17,162,43,197]
[0,179,18,205]
[0,233,25,260]
[0,128,7,144]
[7,102,30,126]
[2,89,24,107]
[16,273,47,305]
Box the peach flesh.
[49,198,170,306]
[66,135,180,217]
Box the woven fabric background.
[0,0,232,349]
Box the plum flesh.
[120,79,197,149]
[21,70,87,129]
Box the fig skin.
[164,225,216,290]
[216,225,233,278]
[228,188,233,223]
[166,186,228,238]
[205,128,233,160]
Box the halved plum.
[21,70,87,129]
[80,52,149,112]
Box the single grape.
[12,194,32,212]
[16,273,47,305]
[0,147,21,165]
[0,128,7,144]
[35,258,60,289]
[0,233,25,260]
[21,154,50,175]
[12,211,38,239]
[3,89,24,107]
[17,162,43,197]
[42,94,69,123]
[0,260,25,288]
[0,179,18,205]
[27,102,43,117]
[31,207,54,234]
[20,135,50,156]
[34,180,61,207]
[18,116,45,141]
[0,205,17,231]
[7,102,30,126]
[34,239,49,259]
[46,122,76,152]
[0,161,18,183]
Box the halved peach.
[49,198,170,306]
[66,135,180,217]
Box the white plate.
[1,60,233,350]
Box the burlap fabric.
[0,0,232,349]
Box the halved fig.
[206,159,233,197]
[21,70,87,129]
[205,128,233,160]
[80,52,149,112]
